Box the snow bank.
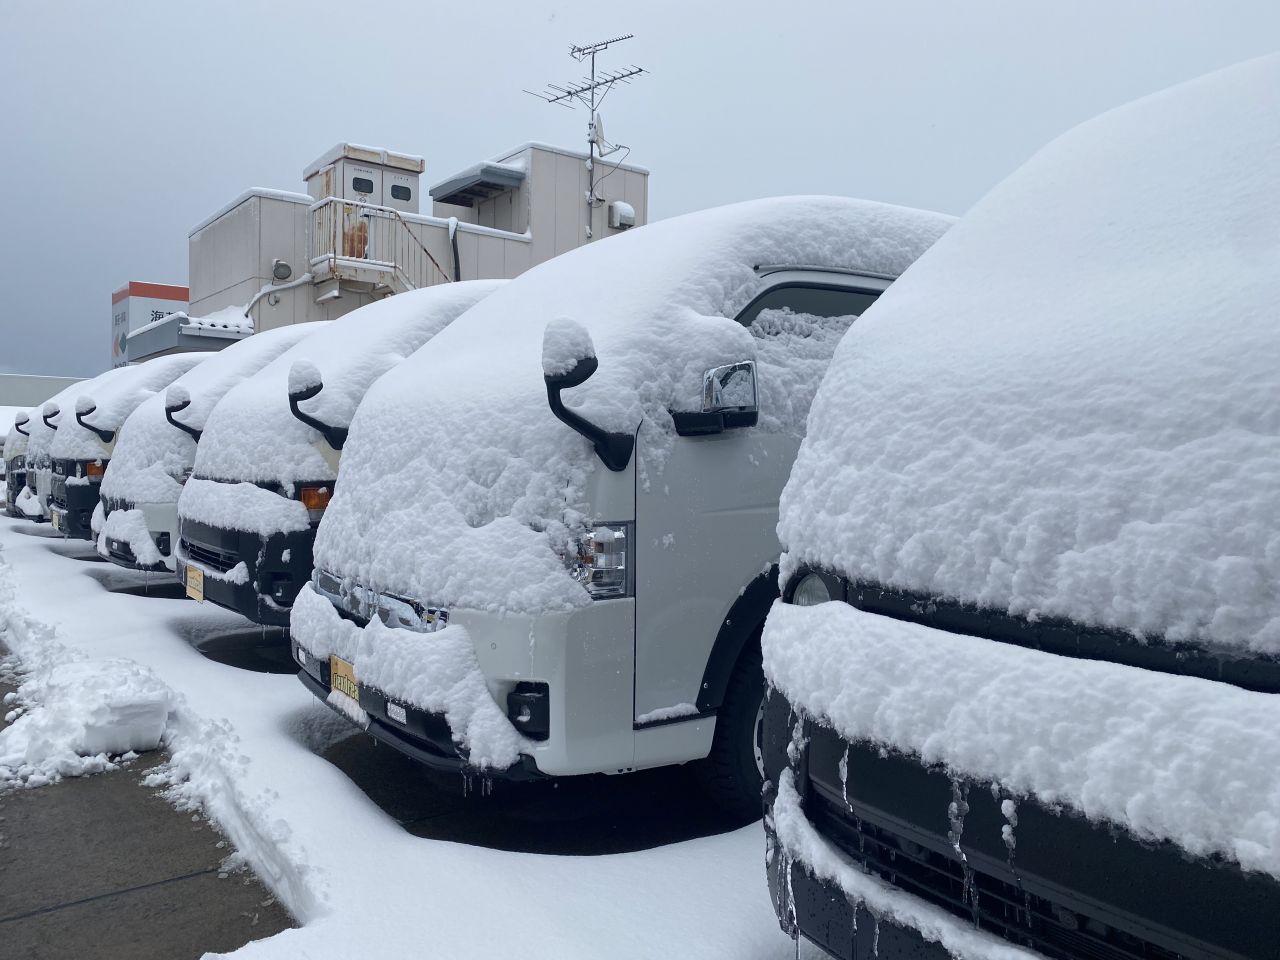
[192,282,502,489]
[778,54,1280,655]
[50,353,207,462]
[1,658,173,788]
[769,768,1038,960]
[291,584,529,768]
[101,323,327,505]
[180,477,310,538]
[312,197,951,613]
[763,600,1280,879]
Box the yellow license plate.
[185,564,204,602]
[330,655,359,702]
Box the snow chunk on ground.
[763,600,1280,879]
[312,197,951,615]
[102,323,326,505]
[179,477,310,538]
[51,353,207,462]
[770,768,1038,960]
[292,584,528,769]
[0,658,172,789]
[778,54,1280,655]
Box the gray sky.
[2,0,1278,376]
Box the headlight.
[791,572,832,607]
[298,483,332,521]
[376,591,449,633]
[568,522,632,599]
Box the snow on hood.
[4,410,31,461]
[778,54,1280,656]
[101,323,329,505]
[311,197,953,613]
[49,354,208,462]
[23,369,130,470]
[190,281,503,489]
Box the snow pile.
[292,585,529,768]
[14,487,42,518]
[3,412,29,463]
[763,600,1280,879]
[312,197,951,613]
[180,478,310,538]
[23,370,120,478]
[1,658,173,789]
[101,323,327,506]
[50,353,207,462]
[769,768,1038,960]
[191,282,502,491]
[778,54,1280,655]
[182,304,254,336]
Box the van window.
[735,284,880,327]
[352,177,374,195]
[390,184,412,202]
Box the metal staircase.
[307,198,453,298]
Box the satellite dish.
[592,113,620,157]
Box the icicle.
[872,914,881,956]
[947,779,980,926]
[838,744,851,810]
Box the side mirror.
[164,385,202,442]
[14,413,29,436]
[42,402,59,430]
[672,360,759,436]
[287,360,348,450]
[541,319,634,472]
[75,397,116,444]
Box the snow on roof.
[311,196,952,612]
[188,188,314,238]
[492,141,649,176]
[126,305,255,344]
[102,323,330,505]
[23,368,132,467]
[777,54,1280,657]
[302,143,425,181]
[50,354,207,461]
[189,282,504,491]
[0,407,27,457]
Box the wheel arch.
[695,563,779,713]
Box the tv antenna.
[526,34,646,238]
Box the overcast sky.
[2,0,1278,376]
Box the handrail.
[306,197,453,292]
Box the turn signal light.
[298,484,332,520]
[85,462,106,478]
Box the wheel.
[696,639,766,821]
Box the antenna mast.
[525,34,646,239]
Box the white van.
[762,56,1280,960]
[18,369,131,523]
[99,323,328,570]
[4,411,30,517]
[49,353,206,540]
[290,196,952,816]
[175,281,503,626]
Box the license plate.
[185,564,204,602]
[50,507,62,532]
[330,655,359,702]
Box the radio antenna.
[525,34,646,238]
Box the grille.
[809,792,1184,960]
[181,539,238,574]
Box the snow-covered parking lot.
[0,515,803,959]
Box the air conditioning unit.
[608,200,636,230]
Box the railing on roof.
[307,197,452,292]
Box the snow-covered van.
[290,197,952,816]
[18,369,130,523]
[48,353,206,540]
[762,56,1280,960]
[175,281,502,626]
[3,411,30,517]
[98,323,328,571]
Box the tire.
[696,639,766,822]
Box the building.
[111,282,189,367]
[123,141,649,363]
[0,374,83,409]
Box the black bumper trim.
[51,478,100,541]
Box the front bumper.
[50,473,99,540]
[762,690,1278,960]
[177,516,315,626]
[100,498,177,572]
[296,577,640,777]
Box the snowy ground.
[0,515,810,959]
